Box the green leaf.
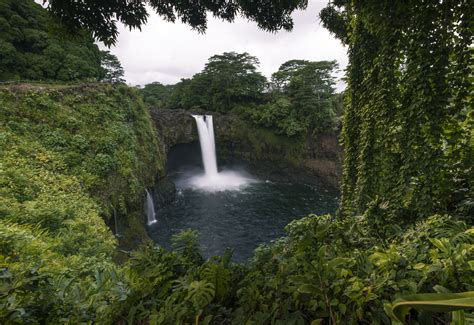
[468,261,474,271]
[433,285,451,294]
[338,303,347,314]
[387,292,474,323]
[429,238,449,253]
[297,284,318,294]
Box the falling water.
[205,115,216,159]
[113,207,121,237]
[192,115,218,176]
[145,189,157,225]
[185,115,255,192]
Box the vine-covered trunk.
[325,0,473,221]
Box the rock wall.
[149,108,342,190]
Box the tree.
[45,0,308,46]
[139,82,175,108]
[99,50,125,83]
[167,78,192,110]
[254,60,338,135]
[284,60,338,130]
[169,52,267,112]
[0,0,103,82]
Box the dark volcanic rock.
[149,108,198,151]
[153,176,176,208]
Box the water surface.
[148,167,338,262]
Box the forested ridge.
[0,0,473,324]
[140,53,342,137]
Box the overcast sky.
[99,1,348,91]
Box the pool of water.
[147,167,338,262]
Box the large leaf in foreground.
[385,292,474,322]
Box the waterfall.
[182,114,254,192]
[113,207,120,237]
[192,115,218,176]
[145,189,157,225]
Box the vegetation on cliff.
[0,84,163,321]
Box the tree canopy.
[140,53,340,136]
[140,82,175,109]
[189,52,267,112]
[247,60,339,136]
[99,50,125,83]
[45,0,308,46]
[141,52,267,112]
[0,0,103,82]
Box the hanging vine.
[321,0,473,221]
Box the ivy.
[321,0,473,221]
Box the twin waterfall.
[192,115,218,177]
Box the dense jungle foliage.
[0,0,473,324]
[140,52,342,136]
[320,0,473,223]
[0,0,124,82]
[0,84,164,322]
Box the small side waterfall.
[113,207,121,237]
[192,115,218,176]
[145,189,157,225]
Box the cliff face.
[1,84,165,259]
[149,108,342,189]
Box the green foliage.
[172,229,204,265]
[53,214,469,324]
[385,291,474,323]
[247,96,308,137]
[321,0,474,221]
[249,60,339,136]
[139,82,175,108]
[229,214,473,324]
[170,52,267,113]
[99,50,125,83]
[143,54,340,138]
[0,0,103,82]
[0,84,163,323]
[45,0,308,46]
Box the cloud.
[99,0,348,91]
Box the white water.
[188,115,255,192]
[192,115,218,176]
[145,189,157,225]
[113,207,120,237]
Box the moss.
[0,83,165,266]
[217,117,305,164]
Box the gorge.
[146,114,339,261]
